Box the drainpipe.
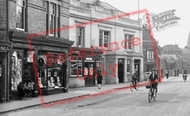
[6,0,10,102]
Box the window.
[16,0,26,30]
[46,2,60,36]
[70,56,82,76]
[76,27,85,47]
[147,50,154,60]
[99,30,110,48]
[124,34,134,50]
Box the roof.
[180,48,190,53]
[79,0,119,11]
[161,44,181,54]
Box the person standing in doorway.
[97,70,103,89]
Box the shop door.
[118,58,124,83]
[62,63,67,91]
[84,62,95,87]
[0,52,6,102]
[134,59,140,79]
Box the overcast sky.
[101,0,189,48]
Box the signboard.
[143,9,180,31]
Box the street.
[2,77,190,116]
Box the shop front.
[68,47,103,87]
[9,30,74,99]
[0,40,11,103]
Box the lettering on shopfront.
[0,46,10,51]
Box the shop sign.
[0,46,10,51]
[86,57,92,60]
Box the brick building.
[142,30,160,72]
[68,0,144,87]
[0,0,73,102]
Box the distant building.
[142,30,160,72]
[160,44,190,75]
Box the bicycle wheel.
[148,89,152,103]
[130,83,133,91]
[153,89,157,101]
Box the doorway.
[118,58,124,83]
[134,59,140,79]
[84,62,95,87]
[0,52,7,102]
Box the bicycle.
[147,82,157,103]
[130,78,138,91]
[183,74,187,82]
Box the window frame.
[16,0,26,31]
[70,56,83,77]
[124,34,134,50]
[46,1,60,37]
[76,27,85,47]
[99,30,110,48]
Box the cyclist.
[182,67,188,78]
[149,68,158,93]
[131,70,138,90]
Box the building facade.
[0,0,73,102]
[68,0,143,87]
[142,30,160,72]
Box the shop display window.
[11,50,23,91]
[70,56,82,76]
[38,66,63,89]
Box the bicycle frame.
[148,84,157,103]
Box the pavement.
[0,76,178,114]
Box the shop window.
[99,30,110,48]
[11,50,23,91]
[70,56,82,76]
[16,0,26,30]
[37,52,64,89]
[76,27,85,47]
[46,2,60,37]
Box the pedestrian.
[166,69,169,79]
[96,70,103,89]
[131,70,138,90]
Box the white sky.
[101,0,190,48]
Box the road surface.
[2,77,190,116]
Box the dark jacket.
[149,72,158,81]
[97,73,103,84]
